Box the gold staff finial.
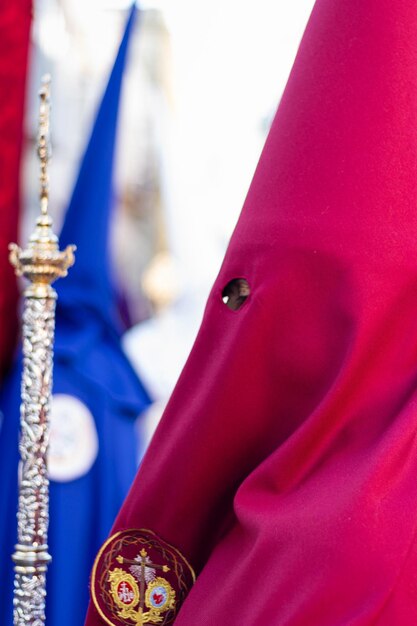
[9,75,76,299]
[38,74,51,216]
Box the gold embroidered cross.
[117,549,170,612]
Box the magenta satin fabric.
[0,1,31,379]
[86,0,417,623]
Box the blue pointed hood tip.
[56,4,137,335]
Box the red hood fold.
[86,1,417,624]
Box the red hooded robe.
[86,0,417,623]
[0,1,31,379]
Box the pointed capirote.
[86,0,417,624]
[57,4,137,333]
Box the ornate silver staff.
[9,76,75,626]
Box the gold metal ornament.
[10,75,75,626]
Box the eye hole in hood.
[222,278,251,310]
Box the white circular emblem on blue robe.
[48,394,99,482]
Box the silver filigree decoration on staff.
[9,76,76,626]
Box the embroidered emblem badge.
[91,529,195,626]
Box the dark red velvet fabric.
[0,2,31,379]
[86,0,417,623]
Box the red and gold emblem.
[91,529,195,625]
